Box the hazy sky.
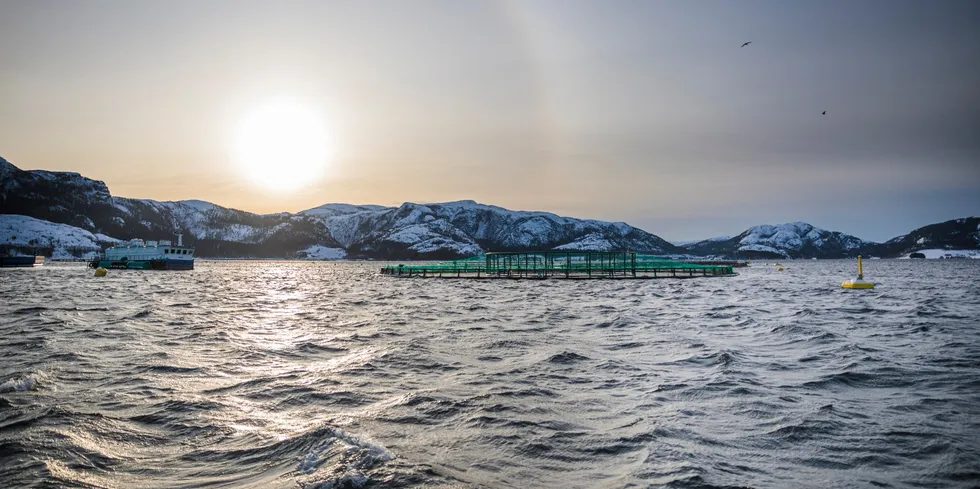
[1,0,978,241]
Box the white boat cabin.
[103,236,195,261]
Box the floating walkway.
[381,251,735,279]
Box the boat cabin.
[103,239,195,261]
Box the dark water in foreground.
[2,260,979,489]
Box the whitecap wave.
[298,426,395,488]
[0,371,48,393]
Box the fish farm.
[381,251,736,279]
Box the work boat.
[91,234,195,270]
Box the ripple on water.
[0,260,978,488]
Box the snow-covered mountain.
[875,217,980,258]
[3,156,977,260]
[1,156,115,231]
[680,222,873,259]
[0,157,679,259]
[0,215,119,259]
[332,200,679,258]
[299,203,390,218]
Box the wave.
[668,350,743,370]
[546,351,590,364]
[135,365,204,375]
[0,371,48,393]
[2,260,978,488]
[802,369,916,390]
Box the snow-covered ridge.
[902,249,980,259]
[1,214,119,259]
[4,156,978,259]
[299,203,391,218]
[180,199,218,212]
[111,198,294,243]
[680,222,874,258]
[296,245,347,260]
[0,157,17,181]
[554,233,617,251]
[673,235,730,246]
[740,222,867,251]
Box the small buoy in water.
[777,267,784,271]
[94,267,107,277]
[842,255,874,289]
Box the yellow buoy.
[842,255,874,289]
[94,267,108,277]
[777,267,784,271]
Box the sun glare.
[233,99,331,191]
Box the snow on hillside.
[1,214,119,258]
[877,217,979,257]
[386,224,439,244]
[371,205,484,255]
[114,198,277,243]
[740,223,806,249]
[704,235,732,243]
[736,222,868,256]
[421,200,669,252]
[318,211,382,248]
[903,249,980,259]
[675,236,730,246]
[554,233,616,251]
[1,162,113,208]
[292,200,676,257]
[3,155,679,258]
[300,203,390,218]
[738,244,785,255]
[0,157,17,180]
[180,200,219,212]
[409,238,482,256]
[297,245,347,260]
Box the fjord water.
[1,261,979,489]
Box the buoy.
[842,255,874,289]
[777,267,784,271]
[94,267,108,277]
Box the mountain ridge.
[1,157,977,259]
[0,157,681,259]
[679,222,873,259]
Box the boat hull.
[0,256,44,268]
[92,258,194,270]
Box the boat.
[90,234,194,270]
[0,254,44,267]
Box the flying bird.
[822,111,827,115]
[741,41,752,48]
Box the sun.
[232,99,331,191]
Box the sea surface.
[2,260,979,489]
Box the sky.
[1,0,978,241]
